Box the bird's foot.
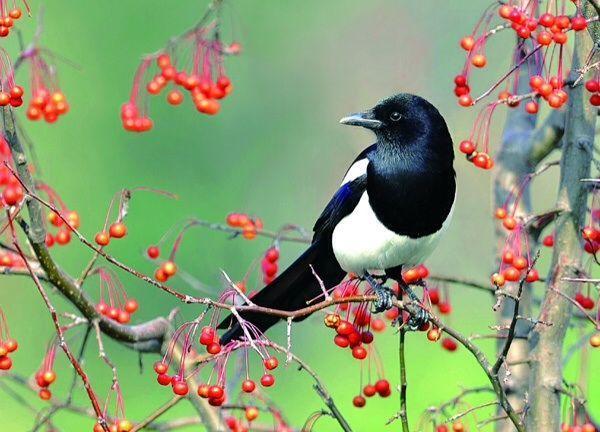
[401,283,430,331]
[364,273,394,313]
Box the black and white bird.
[219,93,455,344]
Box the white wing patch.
[341,158,368,186]
[331,192,455,274]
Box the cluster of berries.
[352,379,391,408]
[584,76,600,106]
[122,5,239,133]
[34,341,57,401]
[574,291,595,310]
[26,89,69,123]
[491,248,539,288]
[436,421,468,432]
[325,313,373,360]
[0,307,17,371]
[0,84,23,108]
[45,209,80,247]
[456,101,500,170]
[497,6,587,44]
[93,420,133,432]
[261,246,279,284]
[93,268,139,324]
[581,223,600,255]
[0,48,23,109]
[147,54,232,115]
[153,361,192,397]
[561,424,597,432]
[226,212,264,240]
[93,384,132,432]
[0,137,24,207]
[198,325,222,355]
[527,74,568,109]
[492,203,541,286]
[0,5,25,38]
[94,221,127,247]
[225,406,291,432]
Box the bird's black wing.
[312,174,368,243]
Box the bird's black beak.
[339,110,383,130]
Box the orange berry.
[109,222,127,238]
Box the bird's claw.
[401,281,429,331]
[407,306,429,330]
[373,286,394,313]
[364,273,395,313]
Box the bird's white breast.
[331,192,454,275]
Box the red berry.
[5,339,18,353]
[441,338,458,352]
[157,373,171,386]
[0,355,13,370]
[571,16,588,31]
[525,101,539,114]
[199,326,216,345]
[2,185,24,206]
[543,234,554,247]
[459,140,476,155]
[167,90,184,105]
[363,384,377,397]
[55,230,71,245]
[502,216,517,230]
[260,373,275,387]
[503,267,521,282]
[109,222,127,238]
[264,357,279,370]
[336,320,354,336]
[95,232,110,246]
[172,381,189,396]
[207,342,221,355]
[438,302,452,314]
[537,31,553,45]
[460,36,475,51]
[197,383,210,397]
[458,94,473,107]
[585,80,599,93]
[125,299,139,314]
[428,289,440,305]
[352,395,366,408]
[39,388,52,400]
[208,385,224,399]
[154,361,168,374]
[147,245,160,259]
[265,247,279,262]
[375,379,390,395]
[242,379,256,393]
[334,335,350,348]
[361,331,374,344]
[471,54,487,68]
[539,13,555,27]
[352,346,368,360]
[454,75,467,87]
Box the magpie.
[218,93,455,344]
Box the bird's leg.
[399,279,430,331]
[363,273,394,313]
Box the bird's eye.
[389,112,402,122]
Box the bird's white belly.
[331,192,453,274]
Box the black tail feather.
[217,239,345,344]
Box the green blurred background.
[0,0,598,430]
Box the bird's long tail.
[217,239,345,344]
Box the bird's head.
[340,93,452,153]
